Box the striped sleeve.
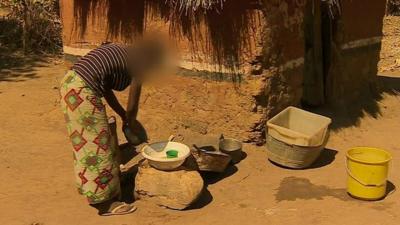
[71,44,131,96]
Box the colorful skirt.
[60,70,120,204]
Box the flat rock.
[134,161,204,210]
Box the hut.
[59,0,387,144]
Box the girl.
[60,40,165,216]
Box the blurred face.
[127,38,177,82]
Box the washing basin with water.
[141,141,191,171]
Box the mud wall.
[59,0,307,144]
[326,0,386,104]
[251,0,307,142]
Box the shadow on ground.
[186,188,214,210]
[0,17,51,82]
[386,181,396,198]
[0,47,48,82]
[306,74,400,130]
[186,164,238,210]
[183,139,244,210]
[185,165,238,210]
[309,148,338,169]
[118,143,139,203]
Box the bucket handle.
[345,162,387,187]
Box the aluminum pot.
[219,136,243,164]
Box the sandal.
[100,202,137,216]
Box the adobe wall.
[59,0,307,144]
[253,0,307,141]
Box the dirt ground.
[1,17,400,225]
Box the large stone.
[134,161,204,210]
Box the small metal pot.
[219,136,243,164]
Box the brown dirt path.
[0,18,400,225]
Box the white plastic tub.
[141,141,191,171]
[267,106,332,147]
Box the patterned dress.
[60,70,120,204]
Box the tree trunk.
[21,0,31,53]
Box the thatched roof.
[387,0,400,15]
[162,0,257,73]
[72,0,344,72]
[166,0,226,13]
[323,0,341,19]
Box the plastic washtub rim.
[141,141,191,162]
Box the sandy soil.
[1,18,400,225]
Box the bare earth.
[1,17,400,225]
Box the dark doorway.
[303,0,340,106]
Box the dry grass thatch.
[73,0,260,74]
[160,0,259,74]
[166,0,226,14]
[387,0,400,15]
[73,0,145,41]
[323,0,341,19]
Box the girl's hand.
[127,119,141,133]
[122,120,147,145]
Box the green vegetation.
[0,0,61,54]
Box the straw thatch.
[166,0,226,14]
[387,0,400,15]
[322,0,341,19]
[73,0,259,74]
[159,0,259,74]
[74,0,145,41]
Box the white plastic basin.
[141,141,191,171]
[267,106,332,146]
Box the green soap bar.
[166,150,179,158]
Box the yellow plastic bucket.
[346,147,392,200]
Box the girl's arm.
[126,79,142,127]
[104,90,126,122]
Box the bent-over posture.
[60,41,165,216]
